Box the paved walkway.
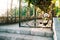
[0,20,53,40]
[0,25,53,37]
[0,33,53,40]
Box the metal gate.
[19,0,53,28]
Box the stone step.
[0,27,53,37]
[0,33,53,40]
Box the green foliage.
[11,6,33,16]
[56,8,60,17]
[21,6,27,16]
[12,8,19,16]
[30,0,52,12]
[24,0,31,3]
[11,0,53,17]
[24,0,52,12]
[58,18,60,20]
[21,6,33,16]
[30,6,33,16]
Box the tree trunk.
[10,0,13,23]
[26,0,30,18]
[10,0,13,14]
[15,7,16,22]
[7,0,8,23]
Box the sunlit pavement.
[0,20,53,40]
[21,19,52,27]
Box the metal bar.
[19,0,21,27]
[34,6,36,28]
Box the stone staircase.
[0,27,53,40]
